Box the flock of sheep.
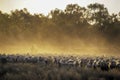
[0,54,120,71]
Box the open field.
[0,54,120,80]
[0,1,120,80]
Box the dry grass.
[0,63,120,80]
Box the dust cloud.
[0,33,119,57]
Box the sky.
[0,0,120,15]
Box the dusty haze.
[0,3,120,56]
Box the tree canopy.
[0,3,120,48]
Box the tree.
[64,4,87,25]
[87,3,109,32]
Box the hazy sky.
[0,0,120,15]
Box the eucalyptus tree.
[87,3,110,32]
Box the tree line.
[0,3,120,45]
